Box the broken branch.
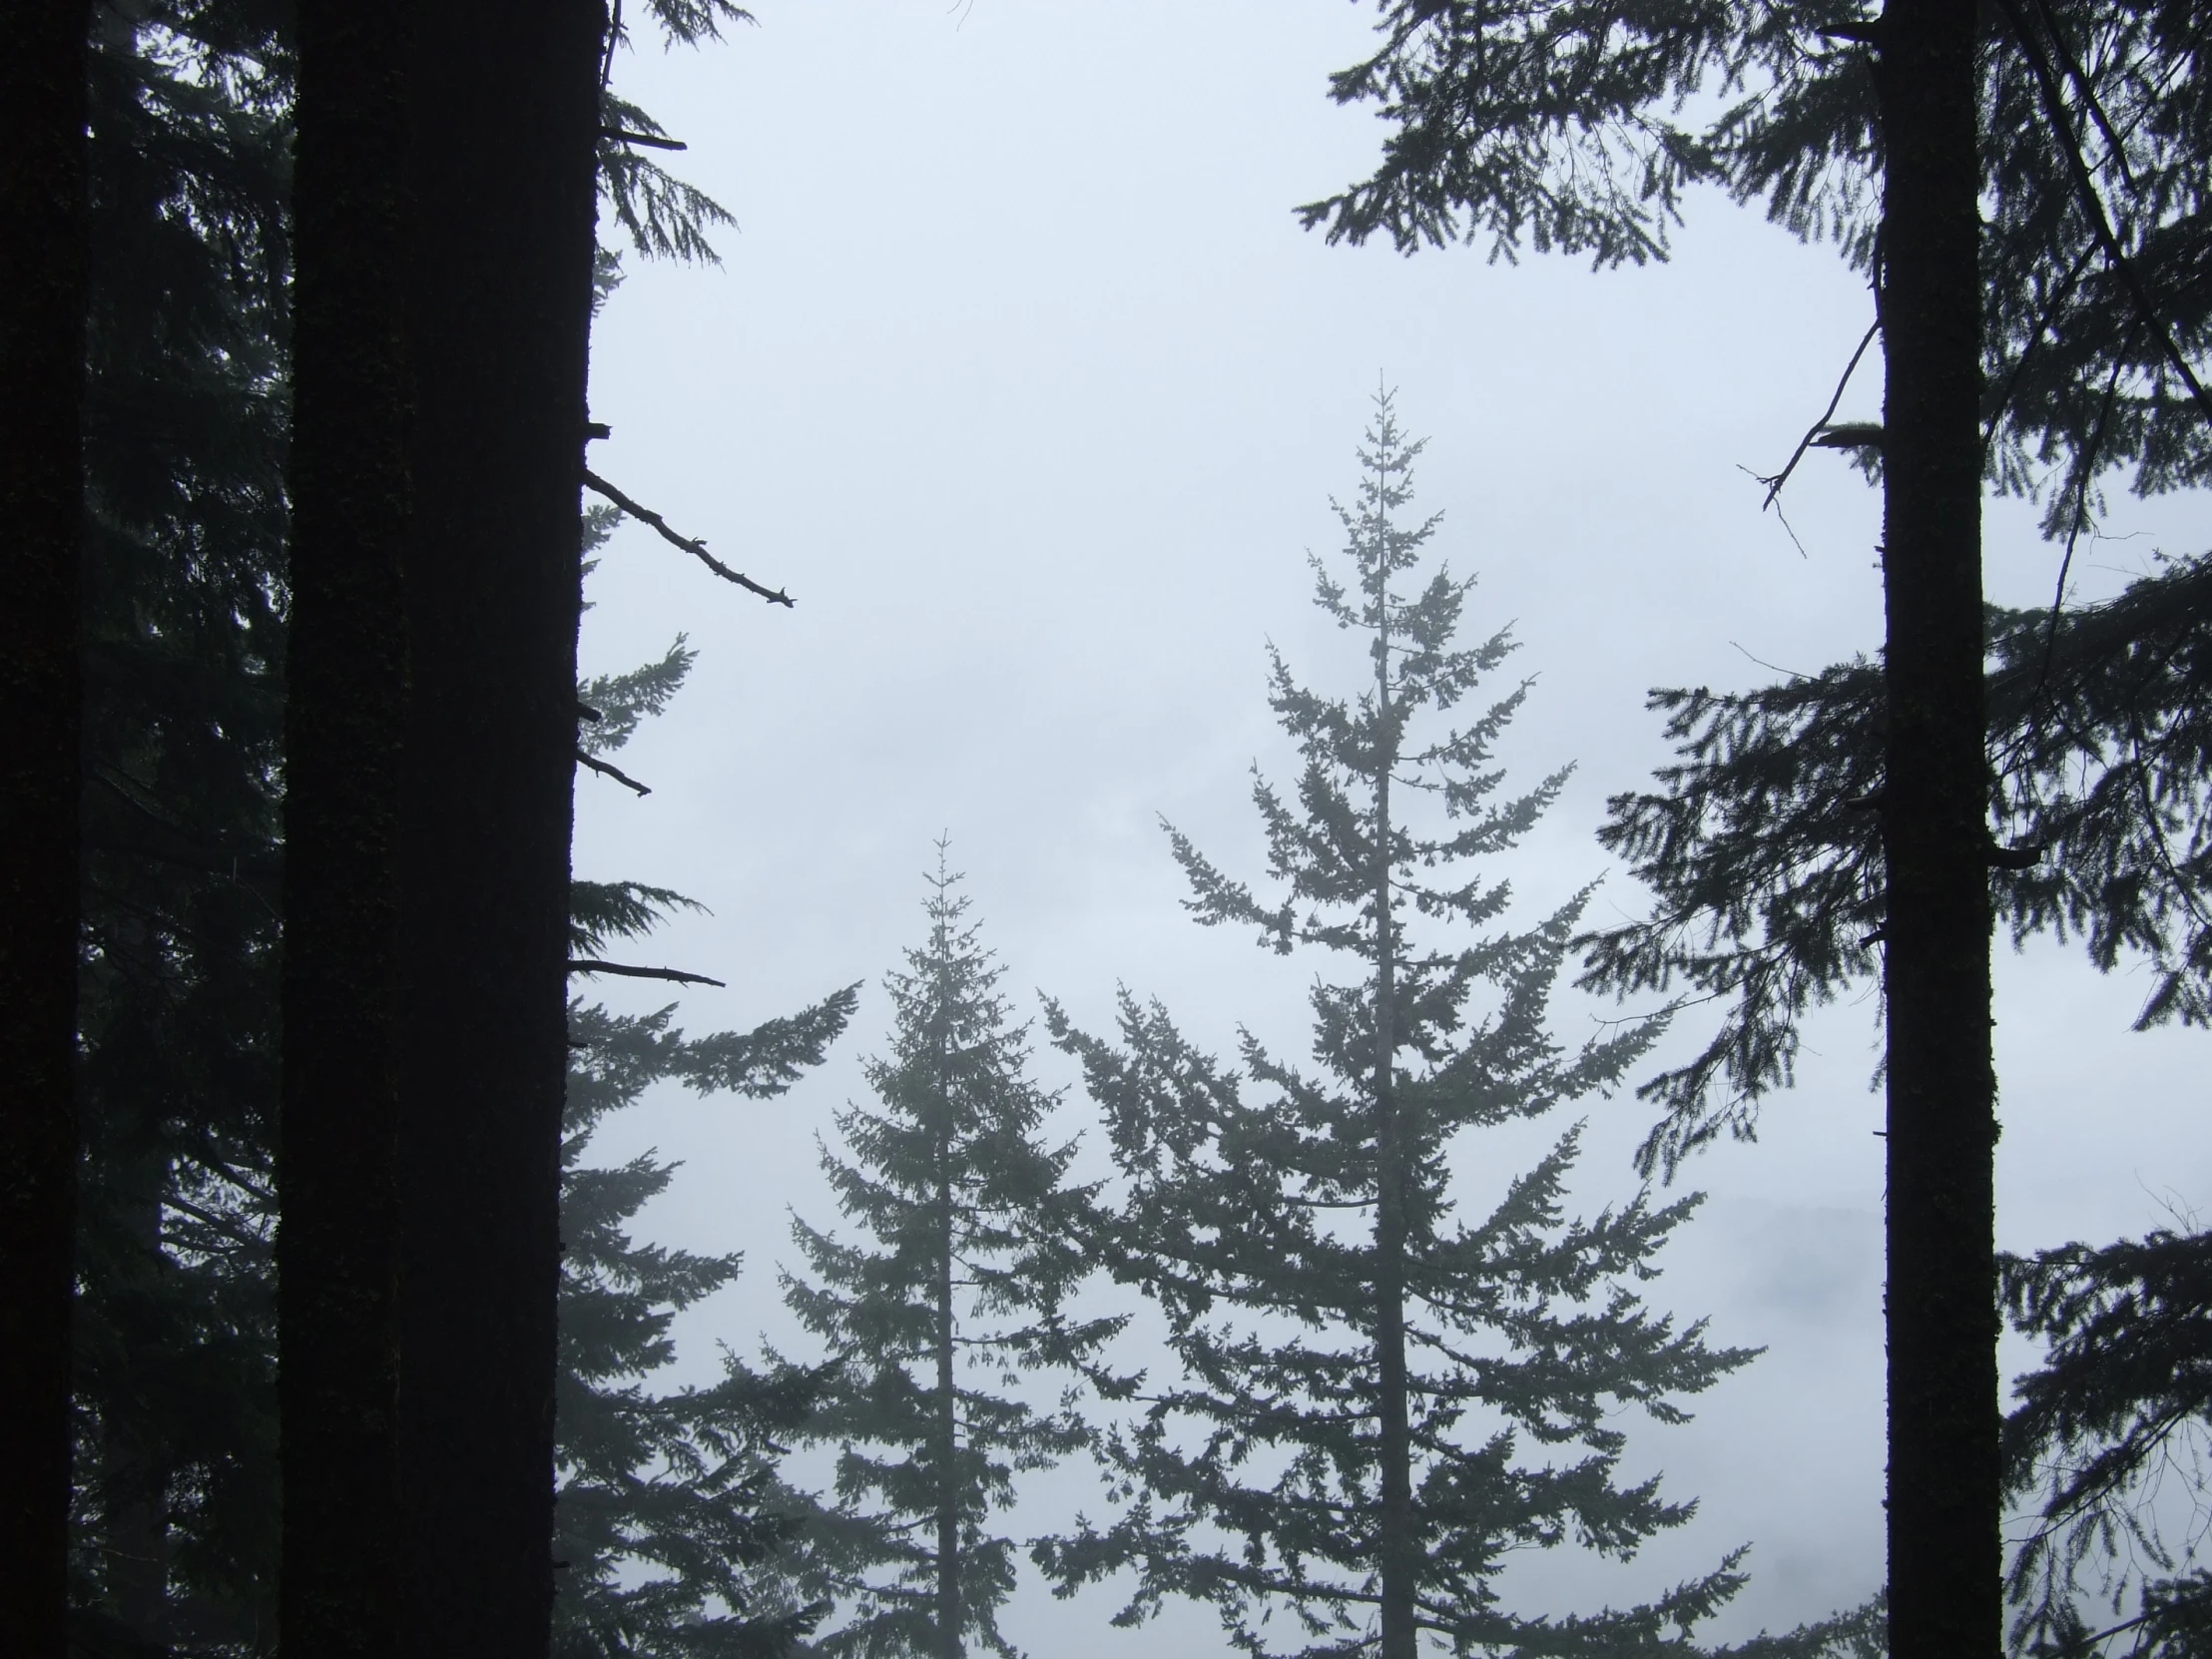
[577,749,651,796]
[568,957,727,988]
[582,468,795,607]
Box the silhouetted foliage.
[777,853,1119,1659]
[1038,392,1753,1659]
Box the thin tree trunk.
[395,5,605,1657]
[278,0,416,1654]
[935,1153,961,1659]
[1372,593,1416,1659]
[1874,1,2000,1655]
[0,8,89,1648]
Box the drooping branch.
[1994,0,2212,430]
[576,749,650,796]
[567,957,727,987]
[582,468,795,606]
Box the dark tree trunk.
[1372,631,1415,1659]
[395,5,605,1656]
[1874,2,2000,1656]
[278,0,416,1655]
[0,5,88,1653]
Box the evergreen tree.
[279,0,418,1651]
[1,0,90,1648]
[778,851,1118,1659]
[1037,391,1753,1659]
[69,7,292,1652]
[1999,1227,2212,1659]
[557,592,857,1659]
[1297,4,2212,1649]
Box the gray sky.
[570,4,2211,1651]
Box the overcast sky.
[567,4,2210,1652]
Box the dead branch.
[582,468,795,607]
[1757,318,1883,510]
[601,127,687,151]
[568,957,727,988]
[577,749,650,796]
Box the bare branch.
[582,467,795,607]
[568,957,727,987]
[602,127,687,151]
[577,748,651,796]
[1756,318,1883,509]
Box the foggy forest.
[4,3,2211,1658]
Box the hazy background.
[568,4,2209,1651]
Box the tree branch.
[576,748,650,796]
[567,957,727,987]
[1994,0,2212,429]
[582,467,795,606]
[1755,318,1883,512]
[601,127,687,151]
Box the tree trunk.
[0,4,87,1652]
[1372,613,1416,1659]
[935,1152,961,1659]
[395,5,605,1657]
[1874,2,2000,1656]
[277,0,416,1654]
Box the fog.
[565,4,2210,1650]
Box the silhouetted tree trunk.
[1874,1,2000,1655]
[278,0,416,1655]
[395,5,606,1656]
[0,4,88,1653]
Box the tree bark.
[395,5,605,1657]
[278,0,416,1655]
[1874,2,2000,1656]
[0,4,88,1652]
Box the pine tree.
[1998,1226,2212,1659]
[68,7,293,1654]
[1295,4,2212,1648]
[778,851,1118,1659]
[556,597,857,1659]
[1,0,90,1649]
[555,989,847,1659]
[1037,391,1754,1659]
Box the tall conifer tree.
[1039,392,1752,1659]
[392,3,607,1654]
[779,853,1117,1659]
[0,0,89,1650]
[279,0,415,1652]
[1298,5,2212,1649]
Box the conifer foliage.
[1038,392,1754,1659]
[780,852,1116,1659]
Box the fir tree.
[1301,5,2212,1650]
[1998,1226,2212,1659]
[69,7,293,1652]
[1037,391,1754,1659]
[556,507,857,1659]
[778,851,1118,1659]
[0,0,89,1642]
